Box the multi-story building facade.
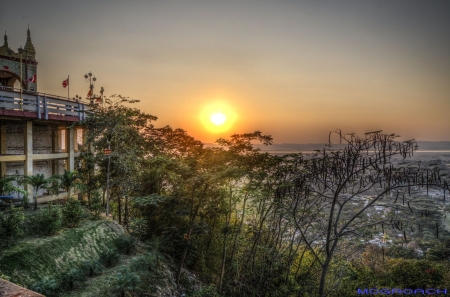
[0,28,88,203]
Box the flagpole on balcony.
[67,75,70,99]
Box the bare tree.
[278,131,449,297]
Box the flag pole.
[68,75,70,99]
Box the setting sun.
[210,112,226,125]
[200,102,237,134]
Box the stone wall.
[56,159,66,174]
[33,124,53,154]
[5,122,24,154]
[33,160,52,176]
[4,122,57,154]
[6,162,24,176]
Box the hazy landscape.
[1,1,450,297]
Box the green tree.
[34,203,63,236]
[387,259,444,289]
[23,173,50,210]
[47,174,63,196]
[0,205,25,247]
[105,267,141,297]
[62,197,84,227]
[426,239,450,260]
[78,95,157,223]
[0,175,22,196]
[56,169,84,196]
[89,189,103,219]
[75,150,99,207]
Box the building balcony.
[0,87,88,122]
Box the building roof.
[0,28,36,60]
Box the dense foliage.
[72,97,450,296]
[0,205,25,247]
[2,96,449,296]
[62,197,84,227]
[32,203,63,236]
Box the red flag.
[87,89,93,98]
[62,78,69,88]
[27,74,36,83]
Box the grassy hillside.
[0,220,123,286]
[65,253,178,297]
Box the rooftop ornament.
[84,71,104,106]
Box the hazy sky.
[1,0,449,143]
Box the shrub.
[387,259,444,288]
[90,190,103,220]
[191,285,221,297]
[99,248,120,267]
[29,277,61,297]
[130,253,157,272]
[0,205,24,247]
[129,218,148,239]
[425,239,450,260]
[62,197,84,227]
[22,192,30,209]
[105,267,141,297]
[60,268,86,291]
[80,259,103,277]
[34,203,63,236]
[0,270,10,281]
[114,235,137,255]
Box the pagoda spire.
[3,31,7,47]
[24,25,36,59]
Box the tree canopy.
[76,98,450,297]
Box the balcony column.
[68,127,75,197]
[0,123,6,176]
[51,126,59,177]
[68,127,74,171]
[24,121,33,202]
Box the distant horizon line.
[203,141,450,151]
[204,140,450,145]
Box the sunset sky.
[1,1,449,143]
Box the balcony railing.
[0,87,88,121]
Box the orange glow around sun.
[200,102,237,133]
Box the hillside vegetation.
[1,96,450,296]
[0,220,122,286]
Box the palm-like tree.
[58,170,85,197]
[47,174,63,196]
[23,174,50,210]
[0,176,23,196]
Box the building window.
[59,129,66,152]
[76,129,83,150]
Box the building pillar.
[68,127,74,171]
[74,128,79,152]
[52,126,58,153]
[52,159,59,176]
[24,121,33,202]
[0,123,6,176]
[68,127,75,198]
